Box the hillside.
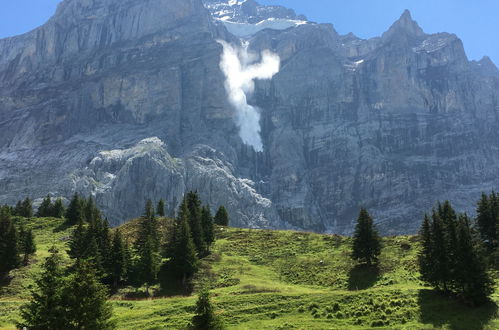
[1,217,498,329]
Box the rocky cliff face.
[0,0,497,234]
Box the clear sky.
[0,0,497,65]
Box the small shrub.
[371,320,384,327]
[326,313,333,319]
[335,312,344,319]
[308,303,319,311]
[332,302,340,312]
[297,306,305,313]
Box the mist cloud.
[218,40,280,152]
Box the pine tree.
[18,247,67,330]
[68,219,87,260]
[14,200,23,217]
[157,199,166,217]
[476,192,498,249]
[430,210,451,291]
[36,195,53,217]
[418,214,434,286]
[165,207,199,285]
[84,196,101,224]
[137,200,160,252]
[190,289,224,330]
[201,205,215,248]
[186,192,207,255]
[52,198,65,218]
[145,199,155,220]
[214,206,229,226]
[351,208,382,265]
[63,260,114,329]
[21,197,33,218]
[20,228,36,265]
[0,210,20,275]
[110,229,128,289]
[455,214,493,304]
[65,193,84,225]
[136,237,161,295]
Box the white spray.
[217,40,280,152]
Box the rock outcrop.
[0,0,497,234]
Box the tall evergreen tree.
[186,192,207,255]
[430,210,451,291]
[84,196,101,224]
[36,195,53,217]
[214,206,229,226]
[110,229,128,289]
[14,200,23,217]
[476,192,498,249]
[165,207,199,285]
[0,210,20,275]
[18,248,67,330]
[65,193,84,225]
[145,199,155,220]
[157,199,166,217]
[351,208,382,265]
[190,289,224,330]
[455,214,493,304]
[21,197,33,218]
[20,227,36,265]
[418,214,434,285]
[63,260,114,329]
[136,237,161,295]
[52,198,65,218]
[68,219,87,260]
[201,205,215,248]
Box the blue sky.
[0,0,497,65]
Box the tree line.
[350,192,497,306]
[0,206,36,277]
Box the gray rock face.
[0,0,498,233]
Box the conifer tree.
[20,227,36,265]
[36,195,53,217]
[65,193,84,225]
[63,260,114,329]
[21,197,33,218]
[476,192,498,249]
[351,208,381,265]
[145,199,155,220]
[201,205,215,248]
[136,237,161,295]
[157,199,166,217]
[85,196,101,224]
[18,247,67,330]
[214,206,229,226]
[14,200,23,217]
[165,205,199,284]
[110,229,128,289]
[68,219,87,260]
[430,210,450,291]
[0,210,20,275]
[52,198,65,218]
[190,289,224,330]
[455,214,493,304]
[418,214,434,285]
[186,192,207,255]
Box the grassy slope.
[0,217,498,329]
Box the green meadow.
[1,217,497,329]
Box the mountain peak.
[382,9,425,41]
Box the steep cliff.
[0,0,497,233]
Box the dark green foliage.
[418,201,493,304]
[65,193,85,225]
[68,219,87,260]
[19,197,33,218]
[0,209,20,275]
[214,206,229,226]
[36,195,53,217]
[476,192,498,250]
[190,289,224,330]
[14,200,23,217]
[63,260,114,329]
[186,192,207,255]
[163,202,199,285]
[145,199,155,220]
[52,198,65,218]
[84,196,101,223]
[201,205,215,248]
[19,248,67,330]
[19,226,36,265]
[157,199,166,217]
[351,208,381,265]
[110,229,129,289]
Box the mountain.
[0,0,498,234]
